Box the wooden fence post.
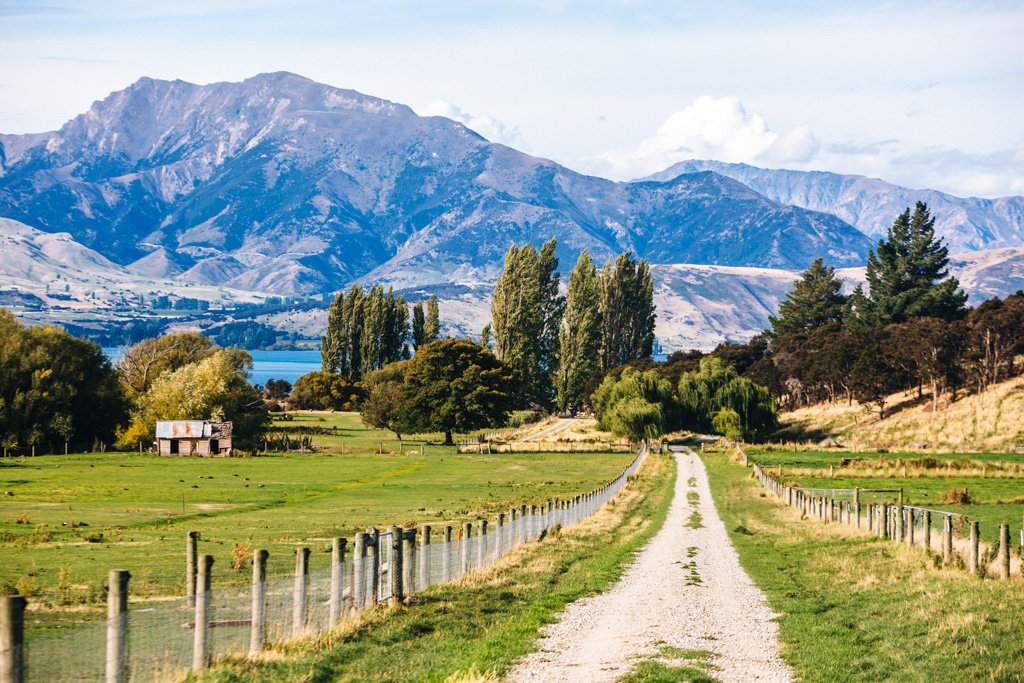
[999,523,1011,579]
[352,533,366,611]
[369,528,381,606]
[293,547,310,635]
[923,511,931,554]
[461,522,473,575]
[389,525,404,605]
[907,508,915,546]
[250,549,268,653]
[401,528,415,597]
[969,522,980,575]
[186,531,199,607]
[942,516,953,563]
[0,595,26,683]
[442,526,453,583]
[330,538,346,626]
[105,569,130,683]
[192,555,213,671]
[895,506,904,543]
[477,520,488,567]
[418,526,432,592]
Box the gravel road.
[507,448,792,682]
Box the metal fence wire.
[10,445,648,682]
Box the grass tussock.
[190,452,677,682]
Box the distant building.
[156,420,233,456]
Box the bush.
[940,487,972,505]
[290,371,365,411]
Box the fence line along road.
[1,445,650,682]
[743,447,1022,581]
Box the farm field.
[743,447,1024,545]
[703,448,1024,681]
[0,412,634,635]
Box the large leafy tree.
[862,202,967,326]
[677,357,777,439]
[768,259,847,340]
[600,252,655,370]
[556,250,602,412]
[117,331,215,401]
[289,371,364,411]
[400,338,514,445]
[591,367,676,442]
[117,348,269,450]
[360,360,410,439]
[0,311,126,452]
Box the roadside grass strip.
[702,450,1024,682]
[191,452,677,682]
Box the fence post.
[881,505,890,539]
[390,525,404,605]
[418,526,431,592]
[352,533,366,611]
[442,526,453,582]
[192,555,213,671]
[942,516,953,563]
[969,522,980,575]
[478,519,488,566]
[999,523,1011,579]
[907,508,915,546]
[293,547,310,635]
[401,528,415,598]
[250,549,268,653]
[369,528,381,606]
[923,511,932,554]
[330,538,347,626]
[461,522,473,575]
[186,531,199,607]
[105,569,130,683]
[0,595,26,683]
[895,506,904,543]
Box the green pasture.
[0,412,634,633]
[744,448,1024,545]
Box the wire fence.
[5,445,649,682]
[747,451,1023,582]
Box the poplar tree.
[556,250,602,412]
[537,239,565,405]
[863,202,967,326]
[767,259,847,341]
[320,284,408,381]
[600,252,655,370]
[491,244,542,406]
[412,301,426,350]
[424,295,441,343]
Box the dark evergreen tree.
[863,202,968,326]
[767,259,847,340]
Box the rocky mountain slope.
[647,160,1024,254]
[0,73,872,297]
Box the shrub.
[941,488,972,505]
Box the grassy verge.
[703,449,1024,682]
[192,451,676,682]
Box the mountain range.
[1,72,1023,350]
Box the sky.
[1,1,1023,198]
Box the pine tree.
[600,252,655,370]
[863,202,968,326]
[556,250,602,412]
[767,258,847,340]
[424,295,441,343]
[412,301,426,350]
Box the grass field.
[193,450,676,683]
[0,412,635,635]
[703,448,1024,682]
[744,447,1024,545]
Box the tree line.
[678,202,1024,421]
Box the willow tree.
[677,357,776,439]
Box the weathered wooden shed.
[156,420,233,456]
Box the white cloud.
[594,95,819,179]
[418,99,525,149]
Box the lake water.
[103,348,321,386]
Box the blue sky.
[1,0,1022,197]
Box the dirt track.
[507,448,792,682]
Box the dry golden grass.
[777,374,1024,452]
